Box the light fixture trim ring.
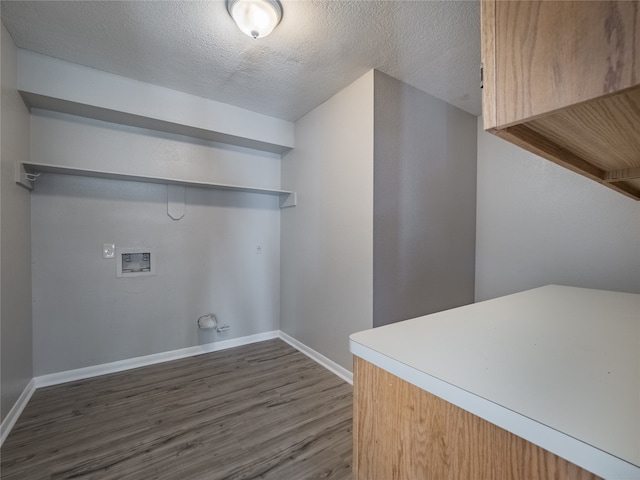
[227,0,283,39]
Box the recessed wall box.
[116,247,156,278]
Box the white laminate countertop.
[349,285,640,480]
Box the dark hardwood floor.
[1,339,353,479]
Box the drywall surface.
[373,71,476,327]
[475,118,640,301]
[1,23,33,421]
[31,113,281,375]
[18,50,294,152]
[29,109,283,189]
[280,71,374,371]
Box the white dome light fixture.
[227,0,283,39]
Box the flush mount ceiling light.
[227,0,283,39]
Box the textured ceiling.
[1,0,481,122]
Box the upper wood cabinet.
[481,0,640,200]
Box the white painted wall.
[475,118,640,301]
[31,112,281,375]
[280,71,374,371]
[30,109,283,189]
[18,50,294,153]
[1,23,33,421]
[373,71,476,327]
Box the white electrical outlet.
[256,244,263,255]
[103,243,115,259]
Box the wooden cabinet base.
[353,357,602,480]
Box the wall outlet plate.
[103,243,115,259]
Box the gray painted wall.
[475,119,640,301]
[280,71,374,371]
[30,112,281,375]
[373,71,477,327]
[1,23,33,421]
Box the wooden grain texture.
[498,122,640,201]
[0,339,353,480]
[606,167,640,182]
[627,178,640,191]
[480,0,497,129]
[480,1,640,200]
[353,357,603,480]
[494,0,640,127]
[526,87,640,170]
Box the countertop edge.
[349,338,640,480]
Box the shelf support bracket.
[15,162,34,191]
[280,192,297,208]
[167,184,185,220]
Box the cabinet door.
[353,358,603,480]
[482,0,640,130]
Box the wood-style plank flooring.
[1,339,353,480]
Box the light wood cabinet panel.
[481,0,640,200]
[353,357,602,480]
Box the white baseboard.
[3,330,351,446]
[34,331,280,388]
[278,331,353,385]
[1,378,36,447]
